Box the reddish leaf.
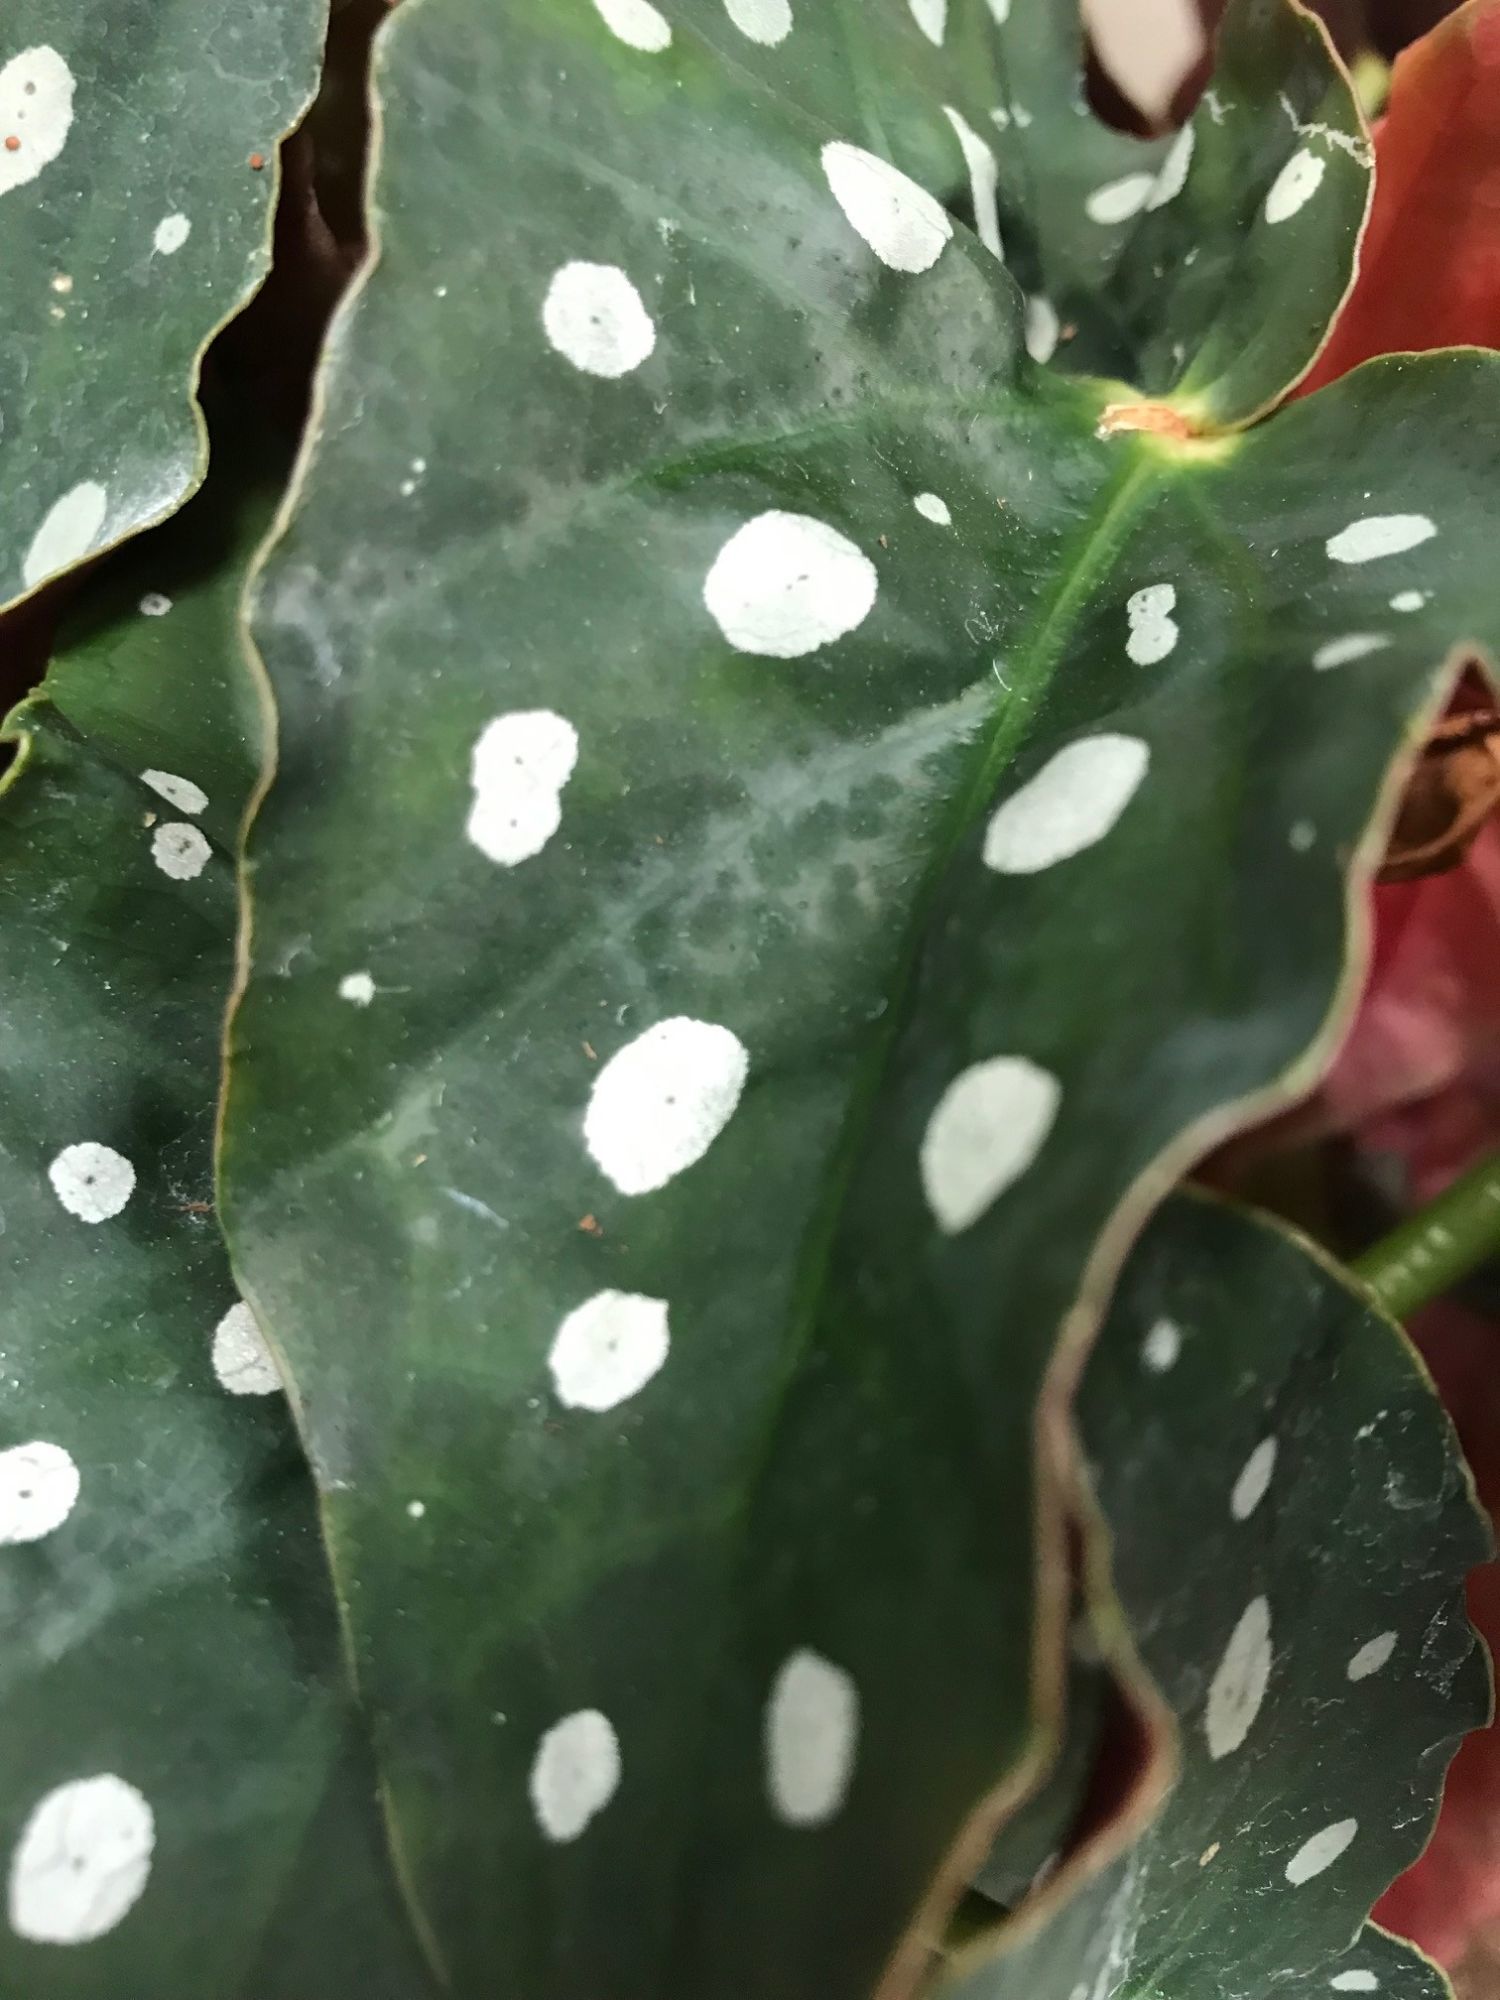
[1305,0,1500,390]
[1376,1303,1500,1964]
[1321,816,1500,1199]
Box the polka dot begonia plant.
[0,1,1495,1997]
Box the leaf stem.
[1353,1148,1500,1320]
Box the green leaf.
[0,0,327,609]
[948,1195,1488,2000]
[968,1637,1107,1914]
[0,459,428,1997]
[218,1,1494,1994]
[663,0,1366,419]
[1101,0,1370,421]
[980,0,1370,420]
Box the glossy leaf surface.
[0,465,427,1998]
[220,2,1500,1996]
[948,1195,1487,2000]
[982,0,1371,420]
[0,0,326,609]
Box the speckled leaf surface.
[945,1196,1487,2000]
[672,0,1366,421]
[1096,0,1368,419]
[0,471,428,1997]
[0,0,327,611]
[219,0,1500,1994]
[977,0,1370,420]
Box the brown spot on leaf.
[1097,400,1198,441]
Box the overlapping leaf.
[214,1,1500,1994]
[946,1194,1487,2000]
[1092,0,1370,420]
[682,0,1367,416]
[979,0,1372,420]
[0,461,427,1997]
[0,0,326,610]
[968,1635,1109,1915]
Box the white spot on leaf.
[22,481,108,590]
[211,1302,281,1397]
[1265,148,1327,224]
[1126,582,1178,664]
[584,1018,749,1194]
[0,1441,80,1544]
[151,821,211,881]
[8,1775,154,1943]
[1230,1437,1277,1520]
[529,1710,621,1841]
[0,48,75,199]
[821,141,952,273]
[549,1290,670,1412]
[986,0,1011,20]
[913,492,951,527]
[467,710,579,866]
[704,510,877,658]
[1142,1318,1181,1372]
[1146,123,1195,208]
[1025,295,1060,364]
[338,971,376,1006]
[1330,1974,1379,1993]
[919,1056,1061,1234]
[139,592,172,618]
[1346,1631,1397,1682]
[942,106,1002,259]
[1085,172,1156,225]
[982,734,1149,876]
[724,0,791,42]
[590,0,672,50]
[141,769,206,815]
[909,0,946,42]
[1205,1594,1272,1760]
[542,261,655,378]
[48,1142,134,1223]
[1327,514,1437,564]
[1390,589,1427,612]
[1312,632,1390,670]
[1285,1817,1358,1885]
[766,1649,859,1826]
[152,212,190,255]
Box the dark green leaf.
[0,0,326,609]
[968,1635,1108,1914]
[1100,0,1369,420]
[218,2,1493,1994]
[981,0,1370,419]
[948,1196,1488,2000]
[0,463,428,1997]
